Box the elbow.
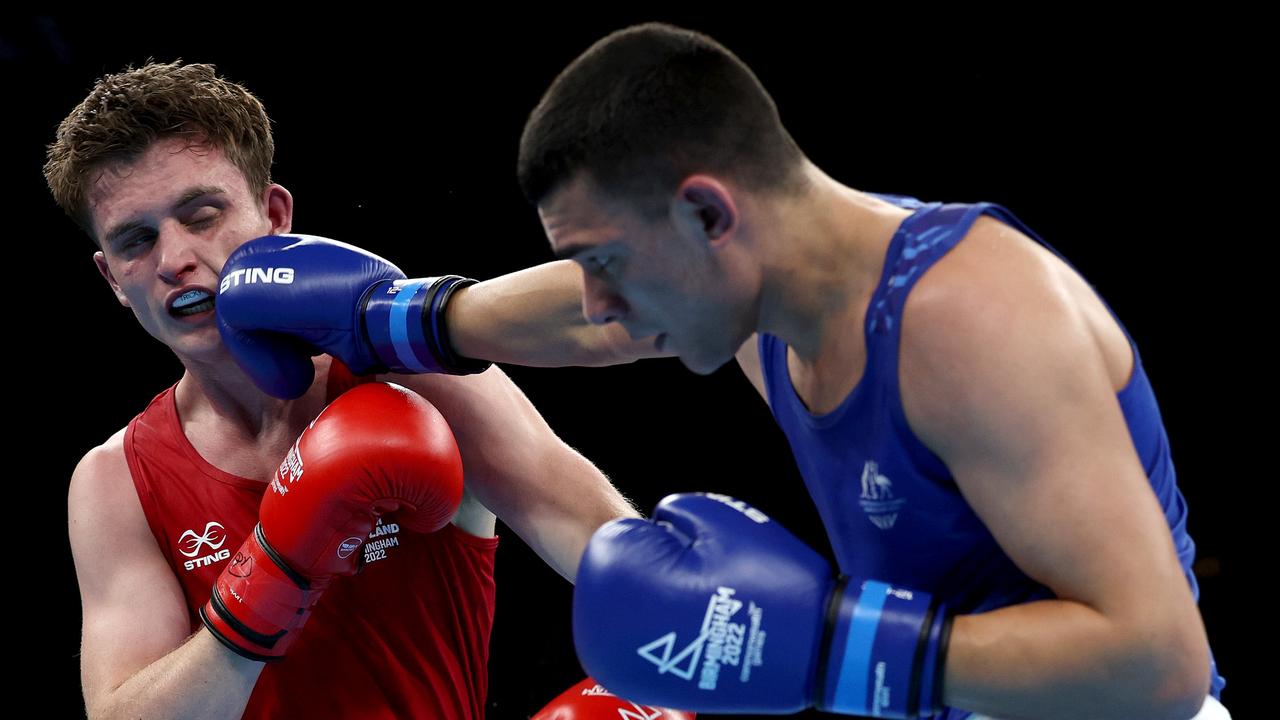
[85,693,119,720]
[1142,686,1209,720]
[1122,622,1211,720]
[579,324,652,367]
[558,327,622,367]
[578,345,632,368]
[1148,655,1210,720]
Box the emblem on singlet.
[858,461,906,530]
[178,521,232,571]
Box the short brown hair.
[44,60,275,242]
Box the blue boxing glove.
[573,493,952,718]
[217,235,490,399]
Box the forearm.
[90,630,264,720]
[503,449,641,583]
[545,482,642,584]
[944,598,1209,720]
[447,260,662,367]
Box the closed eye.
[585,255,616,276]
[119,232,155,252]
[186,209,220,229]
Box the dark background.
[4,10,1256,718]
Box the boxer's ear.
[262,183,294,235]
[94,251,130,307]
[671,175,737,248]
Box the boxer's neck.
[174,354,330,441]
[754,165,911,365]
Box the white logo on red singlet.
[178,522,226,557]
[179,521,232,572]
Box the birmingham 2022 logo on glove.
[637,586,767,691]
[362,517,403,565]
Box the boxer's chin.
[675,342,734,376]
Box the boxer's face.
[86,136,290,360]
[539,173,754,375]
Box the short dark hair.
[518,23,805,215]
[44,60,275,243]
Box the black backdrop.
[5,10,1254,718]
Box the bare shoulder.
[69,427,143,538]
[69,426,184,575]
[903,215,1057,313]
[900,214,1131,423]
[70,427,192,712]
[895,213,1199,618]
[68,424,185,607]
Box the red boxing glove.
[533,677,696,720]
[201,383,465,661]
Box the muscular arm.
[900,224,1209,720]
[446,260,670,367]
[380,366,640,581]
[70,432,263,720]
